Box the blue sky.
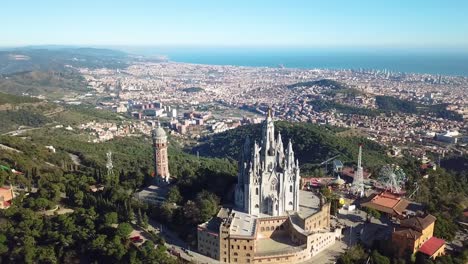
[1,0,468,49]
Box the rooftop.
[393,227,422,240]
[255,235,305,257]
[400,214,436,232]
[229,209,257,237]
[419,237,445,257]
[297,190,321,218]
[361,191,409,216]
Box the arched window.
[255,188,259,195]
[255,204,259,208]
[261,227,265,231]
[234,252,238,256]
[290,185,293,192]
[246,253,251,257]
[266,227,270,231]
[289,201,293,206]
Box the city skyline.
[2,0,468,50]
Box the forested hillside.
[375,95,463,121]
[191,121,393,174]
[0,70,89,97]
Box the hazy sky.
[2,0,468,49]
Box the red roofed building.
[0,186,14,209]
[361,191,409,218]
[391,214,445,259]
[419,237,446,259]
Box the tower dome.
[152,123,167,139]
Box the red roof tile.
[419,237,445,257]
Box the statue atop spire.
[266,106,273,119]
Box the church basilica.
[197,110,340,264]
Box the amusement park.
[301,143,427,218]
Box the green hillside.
[191,121,393,174]
[0,91,126,133]
[0,92,41,104]
[375,96,462,121]
[0,70,89,97]
[287,79,349,90]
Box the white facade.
[235,110,301,216]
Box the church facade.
[235,109,301,216]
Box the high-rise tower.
[152,123,170,185]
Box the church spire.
[286,139,295,169]
[267,107,273,119]
[262,108,275,157]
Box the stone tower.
[152,123,170,185]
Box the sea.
[123,47,468,77]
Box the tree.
[371,250,390,264]
[159,202,175,223]
[141,212,149,229]
[337,245,368,264]
[364,207,381,222]
[320,186,332,201]
[183,200,201,224]
[116,223,133,238]
[0,234,9,255]
[195,190,220,223]
[73,190,84,206]
[103,212,118,226]
[34,197,51,211]
[23,235,37,263]
[36,245,58,263]
[167,186,182,204]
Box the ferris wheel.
[377,164,407,194]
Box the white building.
[235,109,301,216]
